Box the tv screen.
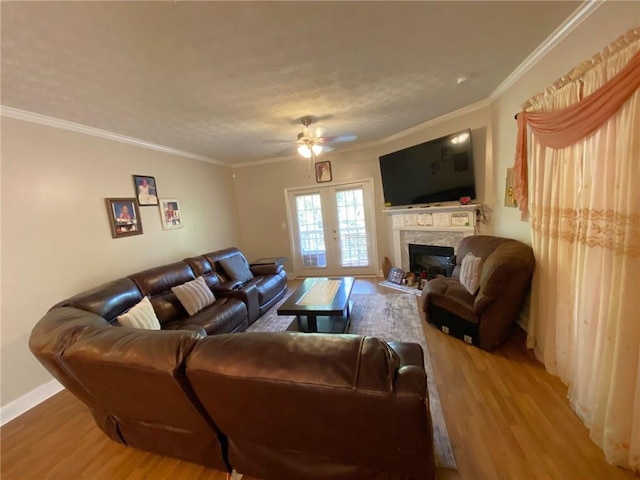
[379,129,476,207]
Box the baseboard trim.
[1,379,64,427]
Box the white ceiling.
[1,1,581,165]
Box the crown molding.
[0,106,227,166]
[233,99,491,169]
[489,0,602,101]
[371,99,491,147]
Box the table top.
[277,277,355,316]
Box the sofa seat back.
[53,277,143,324]
[129,262,196,325]
[186,332,434,480]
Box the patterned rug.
[248,293,457,469]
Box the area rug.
[378,280,423,296]
[248,293,457,469]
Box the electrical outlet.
[441,326,450,334]
[464,335,472,344]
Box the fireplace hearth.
[409,244,455,279]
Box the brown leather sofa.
[185,247,287,324]
[421,235,535,350]
[30,318,435,479]
[52,247,287,335]
[187,333,435,480]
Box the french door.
[286,179,378,277]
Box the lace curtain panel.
[518,28,640,471]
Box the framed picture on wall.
[159,198,183,230]
[106,198,143,238]
[133,175,159,206]
[315,161,332,183]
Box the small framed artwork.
[159,198,183,230]
[106,198,143,238]
[387,267,405,285]
[133,175,159,206]
[315,161,332,183]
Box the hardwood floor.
[1,278,635,479]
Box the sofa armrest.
[250,264,284,276]
[215,285,260,323]
[394,365,428,397]
[212,279,243,292]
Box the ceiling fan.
[294,116,357,161]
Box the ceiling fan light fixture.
[297,144,312,158]
[297,143,322,159]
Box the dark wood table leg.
[307,314,318,333]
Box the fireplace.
[409,244,455,279]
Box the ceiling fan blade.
[322,134,357,144]
[262,138,293,145]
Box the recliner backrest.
[57,324,228,471]
[53,277,143,324]
[129,262,196,324]
[183,255,223,289]
[186,332,432,478]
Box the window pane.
[295,194,326,268]
[336,188,369,267]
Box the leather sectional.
[28,247,436,479]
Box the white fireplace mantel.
[383,204,480,271]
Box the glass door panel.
[286,179,378,277]
[295,193,326,268]
[336,188,369,267]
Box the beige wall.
[233,104,492,274]
[1,117,241,406]
[491,1,640,243]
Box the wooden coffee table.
[277,277,355,333]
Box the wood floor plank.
[1,278,635,479]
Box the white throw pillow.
[459,253,483,295]
[117,296,161,330]
[172,276,216,316]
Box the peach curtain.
[524,29,640,472]
[513,37,640,220]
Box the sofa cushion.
[247,274,286,305]
[172,277,216,316]
[219,255,254,284]
[117,297,161,330]
[185,297,248,335]
[423,277,478,323]
[459,253,483,295]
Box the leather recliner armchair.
[421,235,535,350]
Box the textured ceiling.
[1,1,580,164]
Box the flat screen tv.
[379,129,476,207]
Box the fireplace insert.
[409,244,455,279]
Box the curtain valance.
[513,48,640,219]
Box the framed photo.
[315,161,332,183]
[133,175,159,206]
[159,198,183,230]
[106,198,143,238]
[387,267,405,285]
